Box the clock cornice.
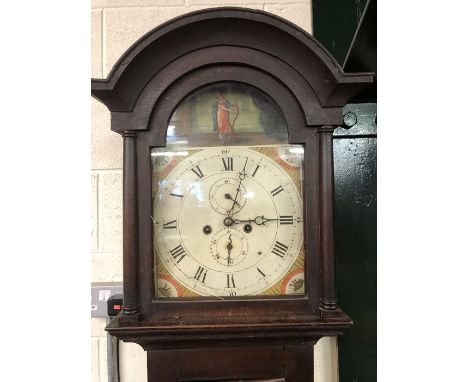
[91,7,373,118]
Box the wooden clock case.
[91,7,373,381]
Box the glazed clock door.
[151,82,306,299]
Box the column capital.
[317,125,338,133]
[122,130,138,138]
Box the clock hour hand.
[241,216,278,226]
[224,215,279,226]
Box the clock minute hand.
[227,158,248,216]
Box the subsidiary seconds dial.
[153,146,304,297]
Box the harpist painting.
[167,82,288,147]
[215,93,239,143]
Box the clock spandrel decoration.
[92,8,373,382]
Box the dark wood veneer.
[91,7,373,381]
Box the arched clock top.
[145,70,308,147]
[91,7,373,124]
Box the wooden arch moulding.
[91,7,373,377]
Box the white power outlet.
[91,283,123,317]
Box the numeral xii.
[222,157,234,171]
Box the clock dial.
[152,145,304,298]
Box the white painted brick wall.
[264,2,312,32]
[91,98,122,170]
[91,318,109,382]
[91,173,98,252]
[91,10,103,78]
[99,171,123,253]
[91,1,336,381]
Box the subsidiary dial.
[209,177,246,215]
[210,228,249,268]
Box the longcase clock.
[91,8,373,382]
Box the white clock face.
[152,146,304,298]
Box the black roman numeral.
[272,241,288,258]
[169,244,186,263]
[257,267,266,277]
[270,185,284,196]
[251,164,260,177]
[163,219,177,229]
[222,157,234,171]
[169,192,183,198]
[226,274,236,288]
[279,215,294,225]
[194,266,207,282]
[191,165,204,179]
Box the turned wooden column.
[318,126,338,314]
[121,130,140,322]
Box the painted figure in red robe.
[216,94,239,144]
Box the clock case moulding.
[91,7,373,350]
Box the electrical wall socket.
[91,282,123,317]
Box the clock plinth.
[92,7,373,382]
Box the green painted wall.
[333,103,377,382]
[313,2,376,379]
[312,0,368,64]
